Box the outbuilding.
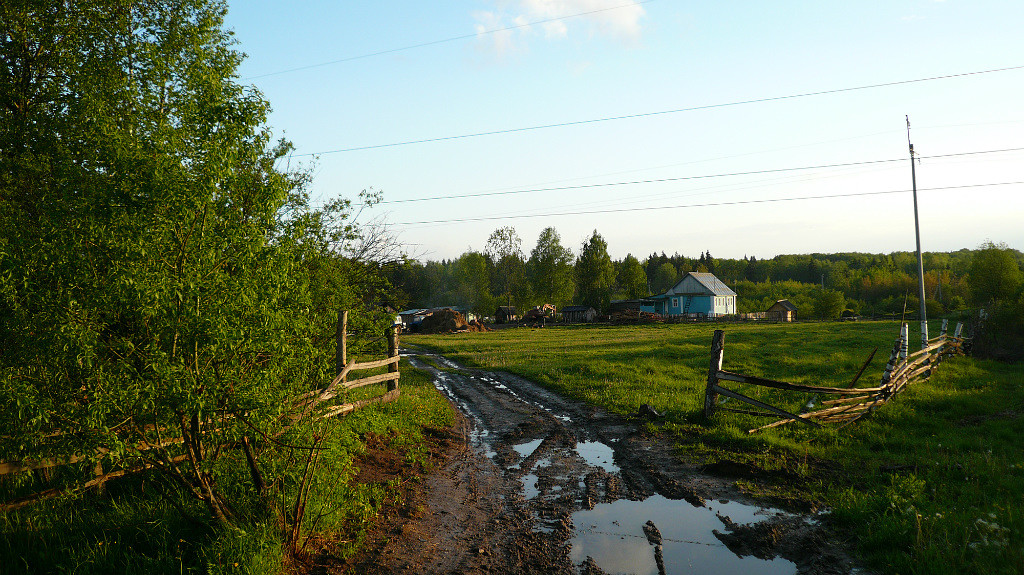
[495,306,519,324]
[766,299,798,322]
[561,305,598,323]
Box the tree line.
[386,226,1024,321]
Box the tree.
[575,230,616,312]
[0,0,389,532]
[485,226,525,308]
[813,289,846,320]
[618,254,648,299]
[969,241,1022,306]
[454,250,494,315]
[527,227,575,307]
[650,262,678,294]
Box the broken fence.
[704,320,966,434]
[0,312,401,511]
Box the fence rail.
[704,319,966,433]
[0,311,400,511]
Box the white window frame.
[671,297,679,310]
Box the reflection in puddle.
[571,495,796,575]
[513,439,544,459]
[522,474,539,499]
[576,441,619,473]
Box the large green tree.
[486,226,526,309]
[617,254,649,299]
[527,227,575,307]
[575,230,616,312]
[0,0,382,529]
[969,241,1022,306]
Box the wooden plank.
[846,348,877,388]
[712,385,822,428]
[718,407,779,418]
[715,370,885,395]
[343,371,400,390]
[322,389,401,419]
[350,354,400,372]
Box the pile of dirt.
[467,319,491,332]
[418,309,468,333]
[609,310,664,324]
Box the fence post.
[335,310,348,379]
[705,330,725,419]
[954,322,963,354]
[387,325,399,392]
[881,337,901,385]
[899,323,909,362]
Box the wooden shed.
[766,299,797,322]
[495,306,519,324]
[562,305,598,323]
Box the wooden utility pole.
[906,116,929,350]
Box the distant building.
[609,299,657,314]
[495,306,519,324]
[766,299,797,322]
[562,305,598,323]
[650,272,737,317]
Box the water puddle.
[575,441,619,473]
[571,495,796,574]
[513,439,544,459]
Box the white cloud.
[473,0,645,55]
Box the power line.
[297,64,1024,155]
[243,1,654,80]
[374,145,1024,205]
[394,180,1024,226]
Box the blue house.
[651,272,737,317]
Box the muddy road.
[350,350,859,575]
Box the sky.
[224,1,1024,262]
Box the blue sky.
[225,1,1023,261]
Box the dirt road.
[349,350,858,575]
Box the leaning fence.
[703,319,967,433]
[0,311,400,511]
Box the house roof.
[496,306,517,313]
[656,272,737,297]
[768,299,798,312]
[562,305,595,312]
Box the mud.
[344,350,861,575]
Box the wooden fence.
[704,319,966,433]
[0,311,400,511]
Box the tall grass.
[0,360,454,574]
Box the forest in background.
[385,226,1024,322]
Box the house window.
[671,297,679,310]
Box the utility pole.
[906,116,928,350]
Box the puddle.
[522,474,540,499]
[575,441,619,473]
[514,439,544,459]
[571,495,797,575]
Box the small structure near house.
[650,272,737,318]
[495,306,519,324]
[398,308,433,329]
[609,299,657,314]
[766,299,797,322]
[562,305,598,323]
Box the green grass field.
[407,321,1024,575]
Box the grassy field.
[0,360,454,574]
[406,321,1024,575]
